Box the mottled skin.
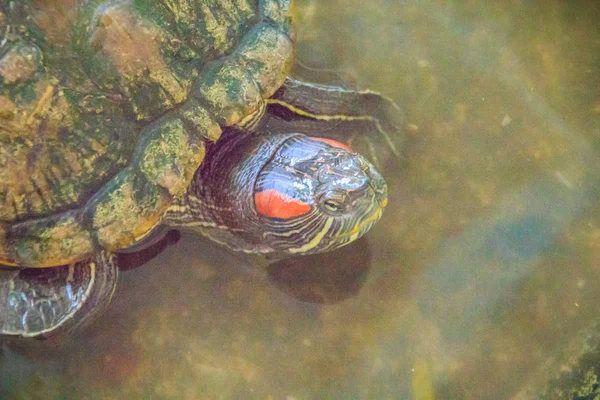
[0,0,402,340]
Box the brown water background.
[2,0,600,398]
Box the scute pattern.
[0,0,262,223]
[0,64,134,223]
[0,0,294,267]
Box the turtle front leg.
[0,251,118,341]
[259,77,404,167]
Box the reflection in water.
[3,0,600,399]
[268,237,371,304]
[118,230,182,271]
[416,177,595,344]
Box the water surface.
[3,1,600,398]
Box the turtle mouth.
[365,164,388,209]
[370,179,388,209]
[345,204,384,242]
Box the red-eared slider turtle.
[0,0,401,340]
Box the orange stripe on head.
[255,189,311,219]
[311,138,353,152]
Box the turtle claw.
[0,252,118,341]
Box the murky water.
[3,0,600,398]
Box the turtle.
[0,0,401,341]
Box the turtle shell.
[0,0,294,267]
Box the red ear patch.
[255,189,311,219]
[311,138,353,152]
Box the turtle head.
[252,135,387,256]
[170,133,387,257]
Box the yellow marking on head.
[348,207,383,241]
[288,217,333,254]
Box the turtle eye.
[320,191,346,214]
[324,199,342,213]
